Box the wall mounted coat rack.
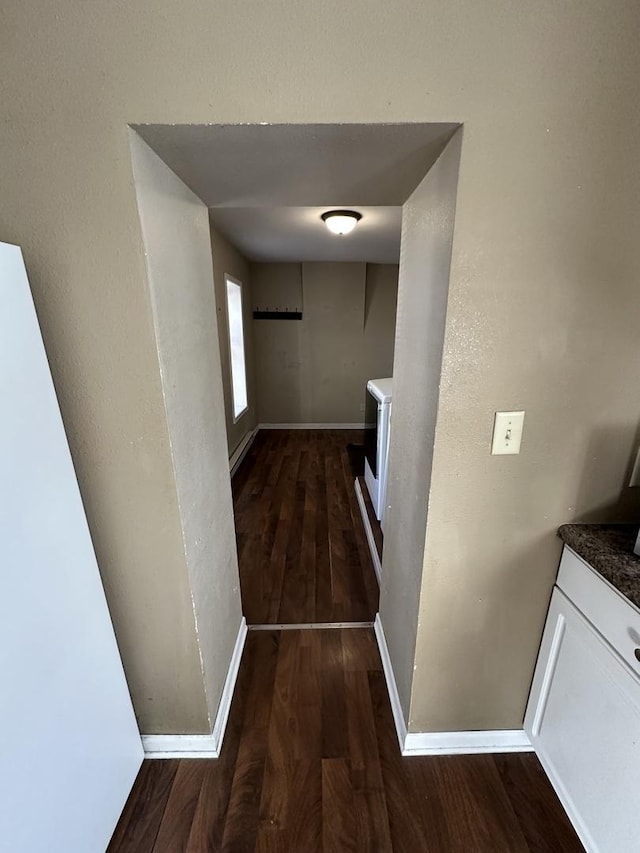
[253,307,302,320]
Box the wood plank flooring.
[109,430,583,851]
[232,430,379,625]
[109,628,584,852]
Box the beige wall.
[130,132,243,733]
[381,132,462,719]
[210,223,258,456]
[252,262,398,424]
[362,264,400,381]
[1,0,640,735]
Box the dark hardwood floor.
[232,430,378,624]
[109,430,582,851]
[109,628,584,852]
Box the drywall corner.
[129,129,243,733]
[379,128,463,722]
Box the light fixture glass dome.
[321,210,362,235]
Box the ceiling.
[133,123,459,263]
[208,206,402,263]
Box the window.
[225,275,248,421]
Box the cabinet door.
[525,588,640,853]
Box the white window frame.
[224,274,249,423]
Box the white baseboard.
[354,478,382,585]
[258,422,365,430]
[248,621,374,631]
[374,614,407,751]
[141,732,220,758]
[142,617,248,759]
[402,729,533,755]
[373,614,532,756]
[210,616,248,748]
[229,428,258,477]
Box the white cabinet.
[525,550,640,853]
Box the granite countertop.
[558,524,640,610]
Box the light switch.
[491,411,525,455]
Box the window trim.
[224,274,249,423]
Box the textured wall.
[381,132,462,719]
[1,0,640,733]
[130,133,243,733]
[210,223,257,456]
[362,265,400,382]
[252,262,398,424]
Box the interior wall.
[2,0,640,734]
[380,131,462,720]
[362,264,400,381]
[409,153,640,731]
[252,262,398,424]
[130,132,243,733]
[209,222,258,456]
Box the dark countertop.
[558,524,640,610]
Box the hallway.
[232,430,379,625]
[108,430,584,852]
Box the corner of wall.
[130,132,243,735]
[380,127,463,735]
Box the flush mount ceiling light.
[321,209,362,236]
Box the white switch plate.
[491,411,525,455]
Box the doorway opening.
[129,122,462,740]
[209,221,401,625]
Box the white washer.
[364,377,392,526]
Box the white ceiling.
[209,206,402,263]
[133,123,459,263]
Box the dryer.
[364,377,392,526]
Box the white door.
[0,243,143,851]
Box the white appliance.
[0,243,143,851]
[364,377,392,526]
